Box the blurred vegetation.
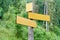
[0,0,60,40]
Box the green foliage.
[0,13,16,40]
[34,26,57,40]
[0,7,3,18]
[34,0,44,13]
[50,26,60,36]
[27,0,32,3]
[55,0,60,25]
[0,0,60,40]
[0,0,17,40]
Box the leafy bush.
[34,26,57,40]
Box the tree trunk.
[45,0,49,32]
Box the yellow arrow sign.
[26,3,32,12]
[17,16,37,28]
[28,12,50,22]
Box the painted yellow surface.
[28,12,50,22]
[26,3,32,12]
[17,16,37,28]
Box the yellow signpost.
[16,1,50,40]
[28,12,50,22]
[26,3,32,12]
[17,16,37,28]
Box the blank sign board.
[17,16,37,28]
[28,12,50,22]
[26,3,32,12]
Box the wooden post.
[28,0,34,40]
[28,27,34,40]
[43,0,46,27]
